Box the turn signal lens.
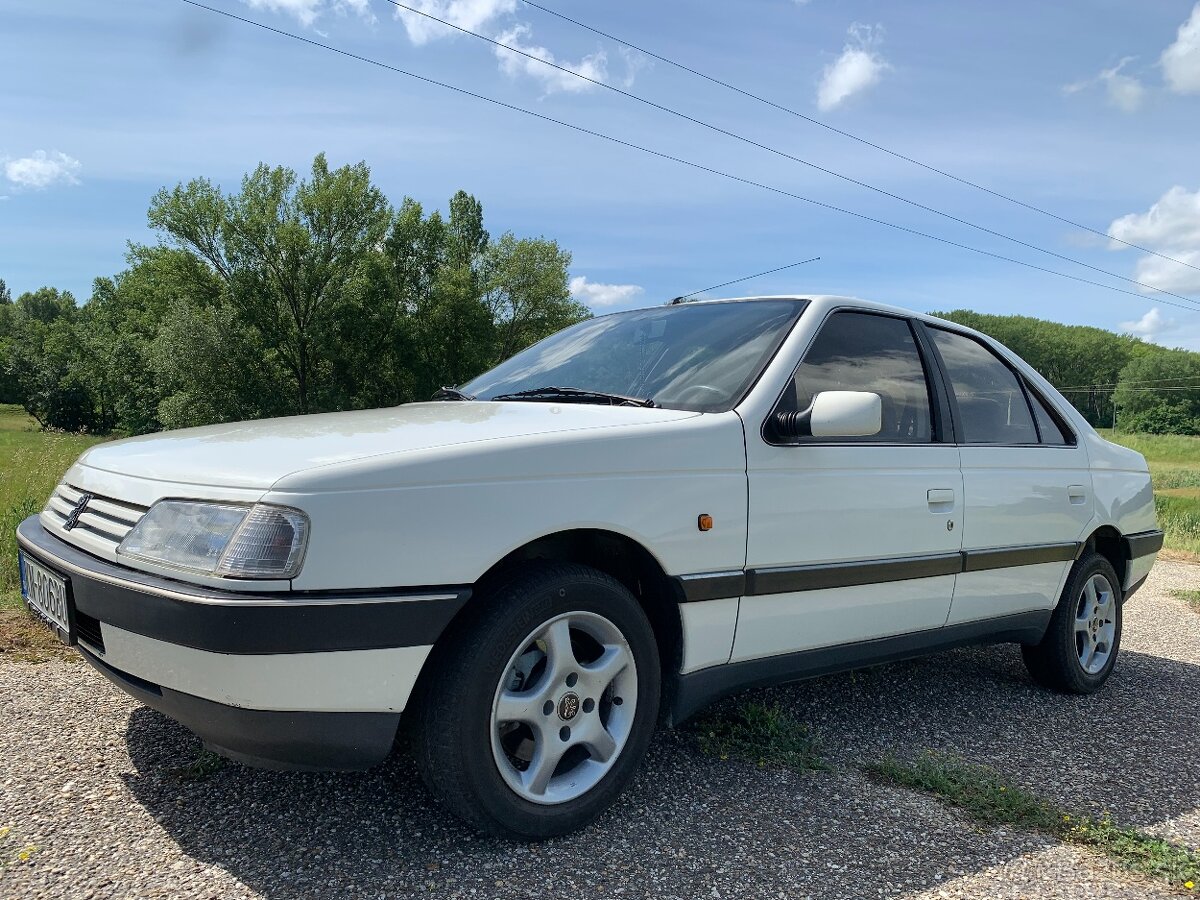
[698,514,714,532]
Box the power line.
[383,0,1200,309]
[176,1,1200,314]
[521,0,1200,276]
[672,256,820,301]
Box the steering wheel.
[674,384,726,403]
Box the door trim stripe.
[961,541,1081,572]
[675,541,1083,602]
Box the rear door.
[921,325,1093,625]
[733,310,964,663]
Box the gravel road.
[2,561,1197,899]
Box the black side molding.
[1122,529,1164,560]
[961,542,1080,572]
[748,552,962,595]
[669,610,1052,724]
[676,542,1083,602]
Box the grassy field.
[0,405,102,612]
[1098,429,1200,559]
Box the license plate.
[19,551,73,644]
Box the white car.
[17,295,1161,839]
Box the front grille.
[42,484,149,561]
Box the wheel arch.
[1080,525,1127,594]
[410,528,685,726]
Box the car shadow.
[117,641,1200,899]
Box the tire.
[1021,552,1123,694]
[410,563,661,840]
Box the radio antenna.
[670,256,821,303]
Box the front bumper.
[16,516,470,770]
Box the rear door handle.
[1068,484,1088,505]
[927,488,955,512]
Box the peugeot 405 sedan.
[17,295,1161,839]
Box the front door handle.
[1068,484,1088,505]
[927,488,956,512]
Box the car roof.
[678,294,977,336]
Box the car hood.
[75,402,701,490]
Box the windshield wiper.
[431,386,476,401]
[490,386,656,408]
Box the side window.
[1028,387,1072,445]
[930,329,1037,444]
[779,311,933,443]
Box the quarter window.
[778,312,933,443]
[930,328,1037,444]
[1029,388,1072,445]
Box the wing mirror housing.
[772,390,883,440]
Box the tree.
[0,278,11,305]
[483,233,584,363]
[1113,350,1200,434]
[9,155,586,433]
[149,153,391,413]
[16,286,78,324]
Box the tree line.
[0,154,588,434]
[0,154,1197,436]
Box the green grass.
[692,701,826,771]
[1101,429,1200,558]
[868,753,1200,892]
[1173,590,1200,613]
[0,404,102,611]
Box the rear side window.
[1028,388,1072,445]
[930,328,1037,445]
[780,311,933,443]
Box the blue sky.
[3,0,1200,348]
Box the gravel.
[1,561,1197,899]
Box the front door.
[733,310,963,663]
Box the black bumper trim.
[1122,529,1164,560]
[80,646,399,771]
[18,516,469,655]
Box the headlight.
[118,501,310,579]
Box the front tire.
[411,563,661,839]
[1021,552,1122,694]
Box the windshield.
[462,299,807,412]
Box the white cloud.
[394,0,516,45]
[1064,57,1146,112]
[1162,2,1200,94]
[816,24,890,112]
[243,0,370,27]
[493,25,608,93]
[1119,307,1176,341]
[569,276,644,308]
[3,150,82,190]
[1108,186,1200,294]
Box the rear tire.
[411,563,661,840]
[1021,552,1122,694]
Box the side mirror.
[772,391,882,440]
